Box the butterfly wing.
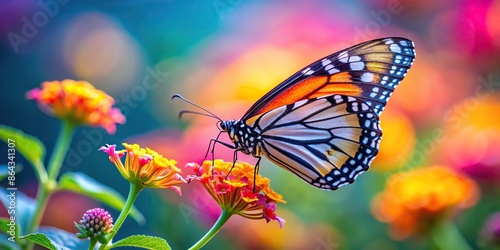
[250,95,381,190]
[242,37,416,123]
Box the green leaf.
[59,172,145,224]
[0,124,46,170]
[0,217,11,233]
[37,226,89,250]
[21,233,58,250]
[110,235,170,250]
[0,188,36,236]
[21,227,89,250]
[0,164,24,182]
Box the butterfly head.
[220,119,261,156]
[218,120,235,132]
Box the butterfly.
[174,37,416,190]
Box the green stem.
[88,238,97,250]
[24,122,75,249]
[99,183,143,250]
[429,221,471,250]
[33,159,48,184]
[188,210,233,250]
[47,122,75,180]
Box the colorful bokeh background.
[1,0,500,249]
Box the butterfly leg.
[206,137,237,178]
[252,157,262,193]
[225,148,243,179]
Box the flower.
[371,166,479,239]
[437,96,500,186]
[75,208,114,244]
[99,143,186,194]
[481,212,500,246]
[188,160,286,228]
[372,109,416,171]
[26,79,125,134]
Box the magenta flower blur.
[482,212,500,246]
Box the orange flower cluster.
[188,160,286,227]
[371,166,478,239]
[100,143,186,194]
[26,79,125,134]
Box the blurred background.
[1,0,500,249]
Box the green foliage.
[21,233,59,250]
[0,164,23,182]
[110,235,171,250]
[0,188,35,237]
[58,172,145,224]
[0,218,11,233]
[0,124,46,170]
[21,227,90,250]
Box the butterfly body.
[220,119,263,156]
[177,37,416,190]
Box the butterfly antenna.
[178,110,220,120]
[172,94,223,121]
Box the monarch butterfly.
[174,37,416,190]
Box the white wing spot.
[364,120,371,128]
[338,51,348,63]
[390,43,402,53]
[360,72,374,82]
[350,61,364,70]
[321,59,332,66]
[361,103,369,111]
[349,56,361,62]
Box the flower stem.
[99,183,143,250]
[88,238,97,250]
[429,221,471,250]
[47,122,75,180]
[188,210,233,250]
[24,122,75,248]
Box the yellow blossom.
[371,166,479,239]
[100,143,186,194]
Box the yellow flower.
[100,143,186,194]
[188,160,286,227]
[371,166,479,239]
[26,79,125,134]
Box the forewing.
[242,37,416,120]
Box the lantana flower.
[188,159,286,227]
[75,208,114,244]
[371,165,478,240]
[26,79,125,134]
[100,143,186,194]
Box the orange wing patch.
[251,74,362,116]
[255,76,329,115]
